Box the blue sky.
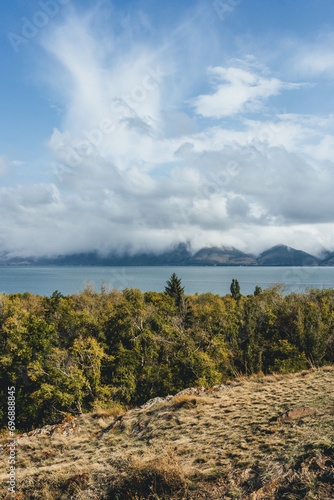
[1,0,334,257]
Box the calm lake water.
[0,266,334,297]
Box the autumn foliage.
[0,283,333,430]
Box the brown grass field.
[1,367,333,499]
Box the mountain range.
[1,244,334,266]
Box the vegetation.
[230,278,241,301]
[0,276,333,431]
[164,272,185,306]
[0,368,333,499]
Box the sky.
[1,0,334,258]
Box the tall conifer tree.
[165,273,184,306]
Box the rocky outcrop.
[98,385,226,440]
[0,417,80,456]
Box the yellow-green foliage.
[0,285,333,430]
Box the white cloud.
[304,135,334,162]
[294,37,334,77]
[2,7,334,259]
[191,66,300,118]
[299,53,334,75]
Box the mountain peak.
[258,245,318,266]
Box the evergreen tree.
[230,279,241,300]
[165,273,184,306]
[254,285,262,296]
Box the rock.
[0,419,80,454]
[276,407,317,423]
[97,384,227,440]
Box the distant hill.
[257,244,319,266]
[0,244,191,267]
[188,246,257,265]
[319,252,334,266]
[0,243,330,266]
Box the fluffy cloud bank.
[2,6,334,258]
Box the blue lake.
[0,266,334,296]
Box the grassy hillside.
[1,367,333,499]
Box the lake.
[0,266,334,297]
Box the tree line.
[0,275,333,430]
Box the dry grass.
[108,451,189,499]
[1,366,333,499]
[171,394,210,410]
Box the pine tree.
[165,273,184,306]
[230,279,241,300]
[254,285,262,296]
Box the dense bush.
[0,284,333,430]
